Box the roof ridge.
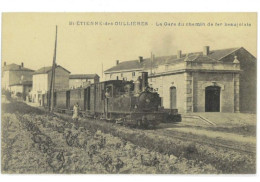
[104,47,243,72]
[216,47,241,61]
[33,65,70,75]
[2,63,34,71]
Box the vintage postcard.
[1,13,257,174]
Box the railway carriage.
[69,88,85,111]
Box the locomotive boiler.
[42,72,181,128]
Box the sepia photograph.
[1,12,257,175]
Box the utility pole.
[150,52,153,82]
[49,25,58,112]
[102,62,103,79]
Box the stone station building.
[104,46,256,113]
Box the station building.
[104,46,256,113]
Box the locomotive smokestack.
[141,72,148,91]
[134,76,141,94]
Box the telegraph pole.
[102,62,103,79]
[49,25,58,112]
[150,52,153,82]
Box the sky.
[2,13,257,81]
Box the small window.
[121,73,123,77]
[132,72,135,76]
[110,74,112,78]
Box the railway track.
[35,107,256,156]
[149,129,256,155]
[182,115,216,126]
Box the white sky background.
[0,0,260,182]
[1,12,257,81]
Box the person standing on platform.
[72,103,79,122]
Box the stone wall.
[47,67,70,91]
[221,48,256,113]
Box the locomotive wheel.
[135,119,149,129]
[149,123,156,129]
[137,120,142,128]
[141,118,149,129]
[135,120,144,129]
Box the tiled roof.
[105,47,241,72]
[69,74,99,79]
[33,65,70,75]
[105,55,172,72]
[2,63,34,72]
[33,66,52,74]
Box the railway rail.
[149,129,256,155]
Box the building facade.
[1,62,34,91]
[9,81,32,101]
[104,46,256,113]
[31,65,70,104]
[69,74,99,89]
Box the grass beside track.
[2,101,256,174]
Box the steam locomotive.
[42,72,181,128]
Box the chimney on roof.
[116,60,119,65]
[21,62,24,67]
[203,46,210,56]
[139,56,143,63]
[4,62,6,66]
[177,50,182,59]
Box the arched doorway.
[205,86,220,112]
[170,86,177,109]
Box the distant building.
[1,62,34,91]
[69,74,100,89]
[31,65,70,104]
[104,58,145,81]
[104,46,256,113]
[9,81,32,101]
